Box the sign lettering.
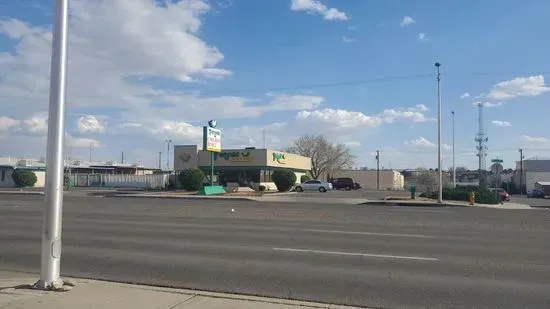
[273,152,286,164]
[203,126,221,152]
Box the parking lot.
[294,188,410,200]
[510,195,550,208]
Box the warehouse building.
[174,145,311,191]
[514,158,550,193]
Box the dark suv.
[331,177,356,190]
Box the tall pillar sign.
[198,120,225,195]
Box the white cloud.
[0,116,19,132]
[149,120,203,141]
[417,33,429,42]
[405,137,435,148]
[473,101,505,108]
[77,115,105,133]
[66,135,103,148]
[342,36,356,43]
[491,120,511,127]
[290,0,349,21]
[0,0,237,124]
[400,16,415,27]
[379,107,430,123]
[409,104,429,112]
[343,141,361,148]
[266,93,324,111]
[460,92,470,99]
[487,75,550,100]
[405,137,451,151]
[520,135,550,145]
[297,109,382,128]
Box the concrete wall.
[334,170,405,190]
[174,145,200,171]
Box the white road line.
[306,229,435,239]
[273,247,439,261]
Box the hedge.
[11,169,38,188]
[272,169,297,192]
[420,186,501,204]
[178,168,205,191]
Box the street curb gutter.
[360,201,468,207]
[0,191,44,196]
[99,193,258,202]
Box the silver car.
[295,180,333,193]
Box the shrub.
[258,185,266,192]
[272,169,297,192]
[300,175,311,183]
[178,168,205,191]
[12,169,38,188]
[421,186,500,204]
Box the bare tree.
[287,135,355,180]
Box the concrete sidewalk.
[0,271,360,309]
[361,199,533,209]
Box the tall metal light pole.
[35,0,70,289]
[519,148,523,197]
[435,62,443,203]
[165,139,172,171]
[376,150,380,190]
[451,111,456,188]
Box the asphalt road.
[1,195,549,309]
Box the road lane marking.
[273,247,439,261]
[306,229,435,239]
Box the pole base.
[33,278,75,292]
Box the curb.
[360,201,467,207]
[0,191,44,196]
[101,193,258,202]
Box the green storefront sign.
[217,151,253,162]
[272,152,286,164]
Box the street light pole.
[35,0,70,289]
[165,139,172,171]
[451,111,456,188]
[435,62,443,204]
[519,148,523,197]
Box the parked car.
[527,189,545,198]
[490,188,510,201]
[295,180,333,193]
[330,177,356,190]
[354,182,362,190]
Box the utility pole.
[165,139,172,171]
[36,0,69,290]
[376,150,380,190]
[435,62,443,204]
[158,152,162,170]
[121,152,124,164]
[451,111,456,188]
[262,129,266,148]
[89,143,92,162]
[519,148,523,197]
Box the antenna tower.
[475,102,488,172]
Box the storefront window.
[260,170,273,182]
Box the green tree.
[272,169,297,192]
[178,168,205,191]
[12,169,38,188]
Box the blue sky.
[1,0,550,169]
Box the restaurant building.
[173,145,311,191]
